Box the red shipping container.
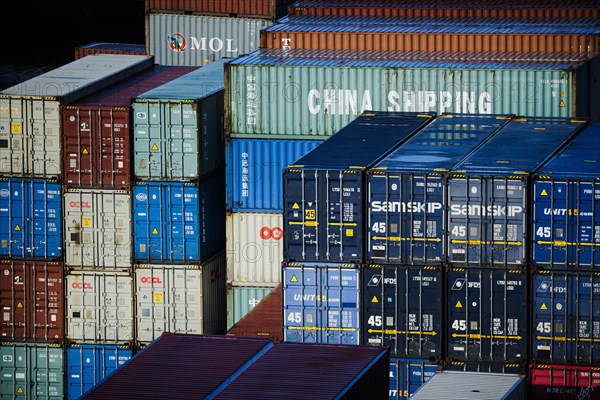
[62,65,198,189]
[146,0,294,20]
[74,42,147,60]
[0,260,64,343]
[529,364,600,400]
[226,284,282,342]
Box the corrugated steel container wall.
[0,260,64,343]
[529,364,600,400]
[132,170,226,263]
[226,138,322,212]
[66,271,134,344]
[0,54,154,178]
[363,265,443,360]
[367,114,510,265]
[532,122,600,271]
[63,189,132,269]
[532,272,600,365]
[226,284,283,341]
[226,212,282,287]
[225,52,593,139]
[147,0,294,20]
[446,268,528,372]
[447,117,587,268]
[411,371,525,400]
[282,262,361,345]
[444,360,525,374]
[389,358,440,400]
[0,343,64,399]
[134,251,227,344]
[227,286,274,329]
[74,43,147,59]
[147,13,271,66]
[0,178,62,259]
[66,344,133,400]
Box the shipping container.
[446,268,528,372]
[529,364,600,400]
[225,49,597,138]
[82,333,389,400]
[147,0,294,20]
[227,286,274,329]
[363,265,443,360]
[226,284,283,341]
[132,170,225,263]
[66,271,134,344]
[134,251,227,344]
[226,212,283,287]
[389,358,440,400]
[63,189,132,269]
[66,344,133,400]
[282,262,360,345]
[74,42,147,59]
[226,138,322,212]
[0,342,64,399]
[0,178,62,259]
[147,13,271,66]
[448,117,587,267]
[283,111,435,263]
[411,371,525,400]
[0,260,64,343]
[444,360,526,374]
[532,271,600,365]
[0,54,153,178]
[532,122,600,271]
[367,114,510,265]
[132,60,225,181]
[63,65,198,189]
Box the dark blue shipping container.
[226,138,322,212]
[282,262,360,345]
[367,114,510,265]
[446,268,528,370]
[448,117,587,267]
[0,178,62,259]
[532,272,600,365]
[444,360,525,375]
[389,358,440,400]
[532,122,600,271]
[66,344,132,400]
[363,265,443,360]
[283,111,435,263]
[132,169,225,263]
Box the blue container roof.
[289,112,435,169]
[454,117,588,176]
[136,59,226,100]
[535,122,600,179]
[372,114,510,173]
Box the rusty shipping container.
[63,65,198,189]
[147,0,295,20]
[0,260,64,344]
[226,284,283,342]
[74,43,147,60]
[261,21,600,54]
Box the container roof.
[411,371,524,399]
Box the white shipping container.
[64,189,132,269]
[226,212,282,287]
[134,250,226,344]
[66,271,134,344]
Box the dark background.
[0,0,146,90]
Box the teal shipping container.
[227,286,274,329]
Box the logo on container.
[69,201,92,209]
[71,282,93,289]
[259,226,282,240]
[140,276,163,284]
[166,33,239,53]
[0,189,8,197]
[135,193,148,202]
[168,33,186,52]
[451,278,480,290]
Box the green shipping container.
[227,286,274,329]
[0,343,64,399]
[225,50,599,139]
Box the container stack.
[0,54,154,400]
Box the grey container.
[411,371,525,400]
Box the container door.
[98,109,130,188]
[133,100,164,180]
[62,107,95,187]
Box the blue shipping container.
[226,138,322,212]
[448,117,587,267]
[367,114,510,265]
[0,178,62,259]
[389,358,441,400]
[532,272,600,365]
[66,344,133,400]
[532,122,600,270]
[132,170,225,263]
[283,262,360,345]
[363,265,442,360]
[283,111,435,263]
